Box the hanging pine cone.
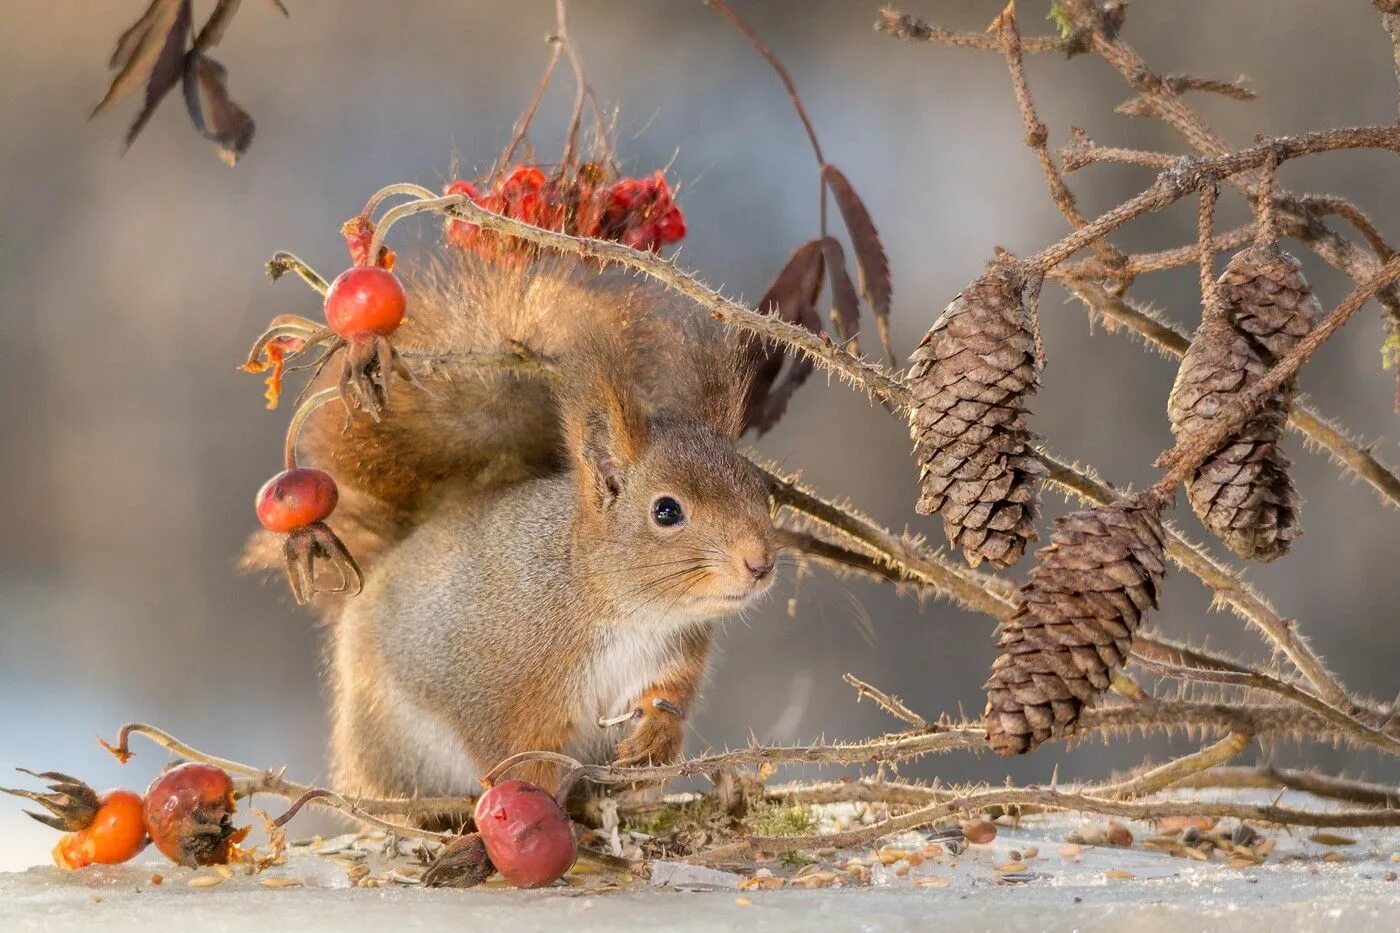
[983,500,1167,755]
[1167,243,1318,562]
[908,266,1044,569]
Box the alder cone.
[983,501,1167,755]
[1168,244,1318,562]
[908,267,1044,569]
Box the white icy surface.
[2,795,1398,932]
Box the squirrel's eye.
[651,496,685,527]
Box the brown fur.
[247,251,772,805]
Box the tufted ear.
[561,333,650,508]
[576,379,649,504]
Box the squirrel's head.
[562,334,776,624]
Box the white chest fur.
[564,623,688,763]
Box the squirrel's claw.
[611,700,685,769]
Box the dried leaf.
[92,0,188,117]
[193,0,245,50]
[743,239,825,434]
[98,0,194,153]
[823,164,893,361]
[819,236,861,350]
[183,52,255,165]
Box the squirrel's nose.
[743,552,775,582]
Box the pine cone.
[1217,243,1320,359]
[908,267,1044,569]
[983,501,1166,755]
[1168,244,1318,561]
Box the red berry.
[143,763,244,868]
[473,780,576,888]
[324,267,406,339]
[256,468,338,533]
[52,790,148,870]
[655,207,686,243]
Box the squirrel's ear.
[569,370,650,505]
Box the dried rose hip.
[256,468,338,533]
[473,780,576,888]
[341,215,396,270]
[324,266,407,339]
[143,763,245,867]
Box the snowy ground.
[2,796,1397,932]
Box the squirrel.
[247,251,781,801]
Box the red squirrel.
[248,252,779,799]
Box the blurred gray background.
[2,1,1398,868]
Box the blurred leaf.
[94,0,278,162]
[823,164,893,362]
[819,236,861,351]
[183,52,255,165]
[744,239,825,434]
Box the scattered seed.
[1231,824,1260,847]
[260,878,304,889]
[914,876,949,888]
[1007,849,1022,861]
[789,871,839,889]
[1022,847,1038,860]
[1157,816,1215,833]
[815,847,836,858]
[188,875,224,888]
[1227,856,1259,869]
[1385,872,1397,882]
[1322,852,1346,863]
[1104,870,1134,880]
[1184,846,1209,862]
[894,865,910,877]
[1391,853,1400,863]
[735,896,752,907]
[996,862,1027,873]
[1106,822,1133,847]
[386,868,423,885]
[1181,827,1202,846]
[876,847,907,865]
[148,874,163,886]
[739,875,783,891]
[1059,845,1082,860]
[1254,838,1276,858]
[961,819,997,844]
[943,838,968,857]
[214,864,234,879]
[1309,833,1357,847]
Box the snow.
[2,796,1397,932]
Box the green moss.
[622,795,726,837]
[745,801,817,837]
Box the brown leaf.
[743,239,825,434]
[183,52,255,165]
[194,0,244,50]
[823,164,893,361]
[92,0,192,154]
[819,236,861,351]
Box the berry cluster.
[5,763,243,870]
[445,164,685,260]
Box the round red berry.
[324,267,406,339]
[256,468,338,533]
[473,780,576,888]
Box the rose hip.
[256,468,338,533]
[143,763,243,867]
[52,789,147,870]
[473,780,576,888]
[324,266,406,339]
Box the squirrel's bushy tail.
[245,251,752,580]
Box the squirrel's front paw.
[612,698,685,767]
